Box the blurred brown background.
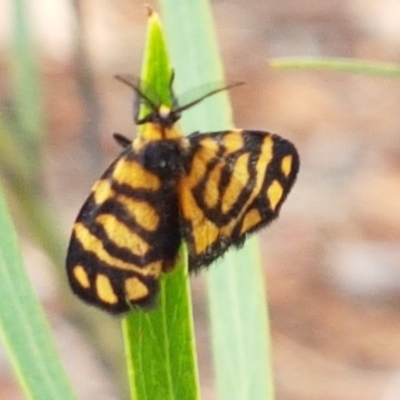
[1,0,400,399]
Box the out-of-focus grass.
[0,1,77,399]
[0,183,77,400]
[160,1,275,399]
[270,57,400,77]
[3,0,64,267]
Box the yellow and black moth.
[66,74,300,313]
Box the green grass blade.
[3,0,66,268]
[11,0,44,174]
[123,252,199,400]
[160,1,275,399]
[122,11,200,400]
[0,183,77,400]
[270,57,400,77]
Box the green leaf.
[269,57,400,77]
[0,183,77,400]
[122,11,200,400]
[160,1,275,399]
[137,10,173,120]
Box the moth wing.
[66,147,178,313]
[179,129,299,271]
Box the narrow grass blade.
[11,0,44,174]
[122,10,200,400]
[270,57,400,77]
[0,183,76,400]
[4,0,66,268]
[160,1,275,399]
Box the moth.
[66,74,300,313]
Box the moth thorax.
[142,140,183,178]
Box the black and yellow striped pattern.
[180,129,298,270]
[66,76,299,313]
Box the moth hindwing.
[66,76,299,313]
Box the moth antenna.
[174,81,245,113]
[115,74,158,111]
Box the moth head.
[115,73,245,128]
